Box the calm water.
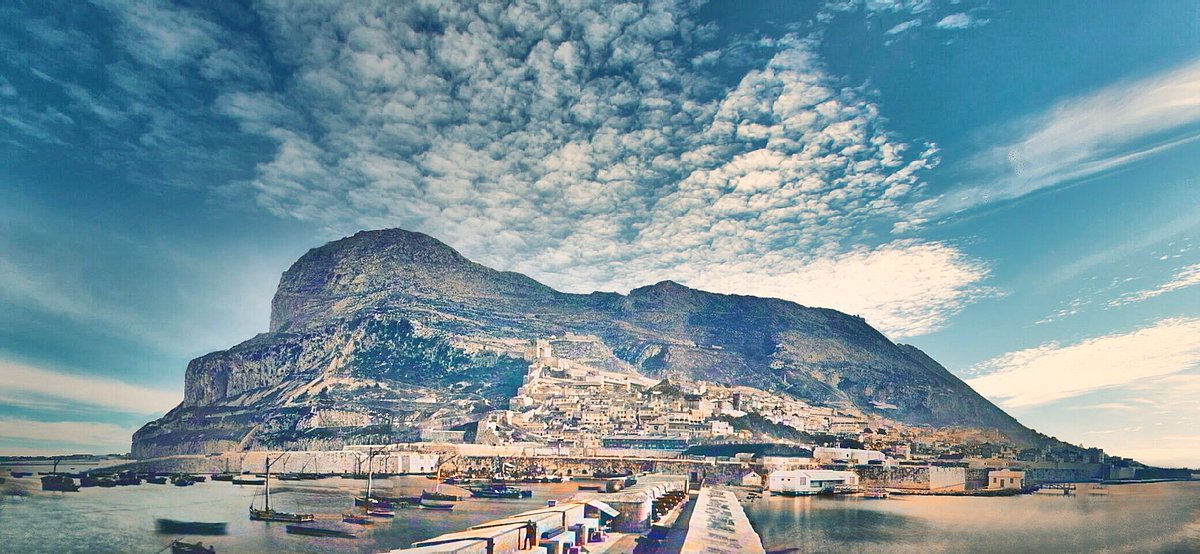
[744,481,1200,554]
[0,472,581,553]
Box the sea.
[2,464,1198,554]
[0,467,581,554]
[743,481,1200,554]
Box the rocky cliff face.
[134,228,1030,457]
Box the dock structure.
[677,487,765,554]
[384,498,621,554]
[576,474,689,533]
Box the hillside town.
[404,336,1163,488]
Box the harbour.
[4,460,1198,553]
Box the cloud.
[0,418,136,452]
[683,240,994,337]
[967,318,1200,408]
[203,2,986,338]
[935,13,989,30]
[1,1,995,340]
[886,19,923,35]
[941,58,1200,215]
[0,359,180,415]
[1109,262,1200,307]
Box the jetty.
[380,475,767,554]
[383,498,621,554]
[675,487,765,554]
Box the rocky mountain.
[133,228,1031,457]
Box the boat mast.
[263,452,287,512]
[365,452,373,502]
[264,454,271,512]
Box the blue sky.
[1,0,1198,467]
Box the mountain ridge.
[136,228,1032,457]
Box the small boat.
[285,525,357,539]
[170,539,216,554]
[367,508,396,518]
[354,495,396,508]
[342,513,375,525]
[114,472,141,486]
[10,471,32,478]
[211,473,236,482]
[97,477,117,488]
[248,453,314,523]
[190,475,207,483]
[418,501,454,510]
[147,476,169,485]
[422,489,463,502]
[155,518,229,535]
[419,464,461,509]
[469,484,531,499]
[40,474,80,492]
[232,477,266,486]
[173,476,195,487]
[250,507,315,522]
[862,489,889,499]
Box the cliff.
[133,228,1031,457]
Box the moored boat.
[41,474,79,492]
[170,539,216,554]
[146,476,169,485]
[232,477,266,486]
[155,518,229,535]
[285,525,357,538]
[469,484,531,499]
[342,513,374,525]
[418,499,455,510]
[248,452,315,523]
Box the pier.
[676,488,765,554]
[384,498,623,554]
[379,478,766,554]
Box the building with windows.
[988,469,1025,489]
[600,434,688,451]
[768,469,859,495]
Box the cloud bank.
[968,318,1200,408]
[0,1,1003,338]
[222,1,983,338]
[0,359,180,416]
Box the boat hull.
[156,519,229,535]
[249,508,314,522]
[286,525,357,539]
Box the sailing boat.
[349,449,395,517]
[419,456,459,509]
[249,452,314,522]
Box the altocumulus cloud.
[62,1,995,338]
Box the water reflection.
[745,482,1200,554]
[0,474,580,554]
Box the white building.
[769,469,860,496]
[813,447,887,465]
[740,471,765,488]
[988,469,1025,489]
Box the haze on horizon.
[1,0,1198,468]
